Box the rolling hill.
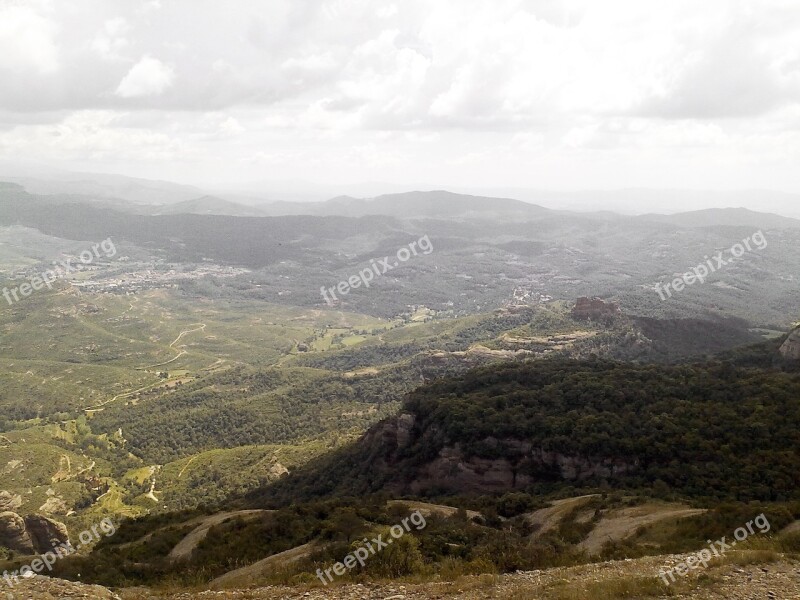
[638,207,800,229]
[150,195,267,217]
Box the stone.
[779,327,800,360]
[0,490,23,512]
[0,511,35,554]
[23,514,70,552]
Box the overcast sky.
[1,0,799,196]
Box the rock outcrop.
[0,511,69,554]
[38,495,69,515]
[0,511,35,553]
[24,514,70,552]
[571,297,621,321]
[780,327,800,360]
[359,414,637,496]
[0,490,23,512]
[408,440,637,495]
[268,462,289,479]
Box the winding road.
[83,323,207,412]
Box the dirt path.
[386,499,482,521]
[138,323,206,370]
[210,542,317,589]
[780,520,800,536]
[167,510,271,562]
[525,494,600,535]
[579,503,707,554]
[145,477,159,503]
[83,380,161,412]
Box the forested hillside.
[257,354,800,504]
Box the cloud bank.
[0,0,798,193]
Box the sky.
[0,0,799,197]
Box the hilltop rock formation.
[571,297,621,321]
[780,327,800,360]
[0,511,69,554]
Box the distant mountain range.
[3,180,800,327]
[150,196,267,217]
[3,168,800,219]
[3,178,800,229]
[3,172,205,205]
[638,207,800,229]
[257,190,550,219]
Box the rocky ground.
[0,575,120,599]
[6,553,800,599]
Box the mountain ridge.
[253,343,800,505]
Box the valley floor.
[14,553,799,599]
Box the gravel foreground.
[5,554,800,599]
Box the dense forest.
[256,354,800,504]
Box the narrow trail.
[137,323,207,370]
[145,478,159,502]
[83,380,161,412]
[167,510,272,562]
[177,456,198,478]
[83,323,207,412]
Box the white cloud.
[90,18,130,60]
[0,4,59,74]
[0,0,798,193]
[0,111,187,164]
[139,0,162,13]
[115,56,174,98]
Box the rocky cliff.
[256,358,800,505]
[780,327,800,360]
[360,414,637,496]
[408,440,637,495]
[0,511,69,554]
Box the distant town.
[4,255,250,295]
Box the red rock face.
[571,297,621,320]
[407,441,638,495]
